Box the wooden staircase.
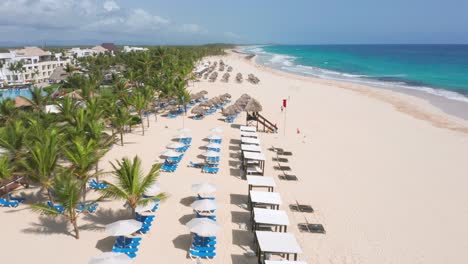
[246,112,278,133]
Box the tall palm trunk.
[71,219,80,239]
[139,112,145,136]
[146,114,150,128]
[120,131,124,146]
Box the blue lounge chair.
[8,194,25,203]
[112,246,138,258]
[197,194,215,200]
[47,201,64,213]
[76,202,99,213]
[207,147,221,152]
[89,179,108,190]
[192,115,203,120]
[189,161,204,168]
[203,166,219,174]
[189,250,216,259]
[206,157,220,163]
[0,198,19,207]
[196,213,217,221]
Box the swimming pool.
[0,88,33,100]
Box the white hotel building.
[0,47,71,86]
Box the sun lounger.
[202,166,219,174]
[8,194,25,203]
[189,161,204,168]
[189,249,216,259]
[47,201,64,213]
[112,246,138,258]
[197,194,215,200]
[89,179,108,190]
[76,202,98,213]
[0,198,19,207]
[196,213,217,221]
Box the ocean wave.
[247,47,468,104]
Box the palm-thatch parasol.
[223,106,238,116]
[199,90,208,95]
[166,105,179,112]
[64,90,83,100]
[191,105,205,116]
[15,96,32,108]
[244,98,262,112]
[223,93,232,98]
[199,101,212,108]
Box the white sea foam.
[245,46,468,104]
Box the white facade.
[123,46,148,53]
[0,47,71,86]
[69,48,97,58]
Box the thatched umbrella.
[222,106,238,116]
[240,94,251,100]
[65,90,83,100]
[199,90,208,95]
[190,93,203,101]
[191,105,205,116]
[15,96,32,108]
[244,98,262,112]
[199,101,213,108]
[212,97,222,105]
[223,93,232,98]
[166,105,179,112]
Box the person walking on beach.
[281,106,284,112]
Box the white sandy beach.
[2,51,468,264]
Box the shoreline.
[233,49,468,134]
[237,46,468,121]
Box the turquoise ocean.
[243,45,468,103]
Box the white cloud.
[179,24,206,34]
[103,0,120,12]
[224,31,241,39]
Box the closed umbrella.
[186,218,221,237]
[210,127,224,133]
[89,252,132,264]
[166,142,185,149]
[162,150,182,157]
[205,143,222,149]
[207,134,222,140]
[106,219,142,236]
[202,151,220,157]
[191,199,218,211]
[191,183,217,194]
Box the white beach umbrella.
[89,252,132,264]
[202,151,220,157]
[178,128,192,133]
[191,182,217,194]
[191,199,218,211]
[210,127,224,133]
[162,150,182,157]
[145,182,161,196]
[186,218,221,237]
[205,143,222,149]
[174,133,191,139]
[105,219,142,236]
[135,200,158,213]
[166,142,185,149]
[207,134,222,140]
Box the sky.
[1,0,468,46]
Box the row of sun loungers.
[162,138,191,173]
[110,195,161,259]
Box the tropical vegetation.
[0,45,227,239]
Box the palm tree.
[130,92,148,136]
[0,120,27,162]
[101,156,165,217]
[21,128,61,203]
[30,170,102,239]
[64,63,76,74]
[0,99,19,125]
[112,106,131,146]
[64,137,105,201]
[0,155,15,201]
[26,86,49,112]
